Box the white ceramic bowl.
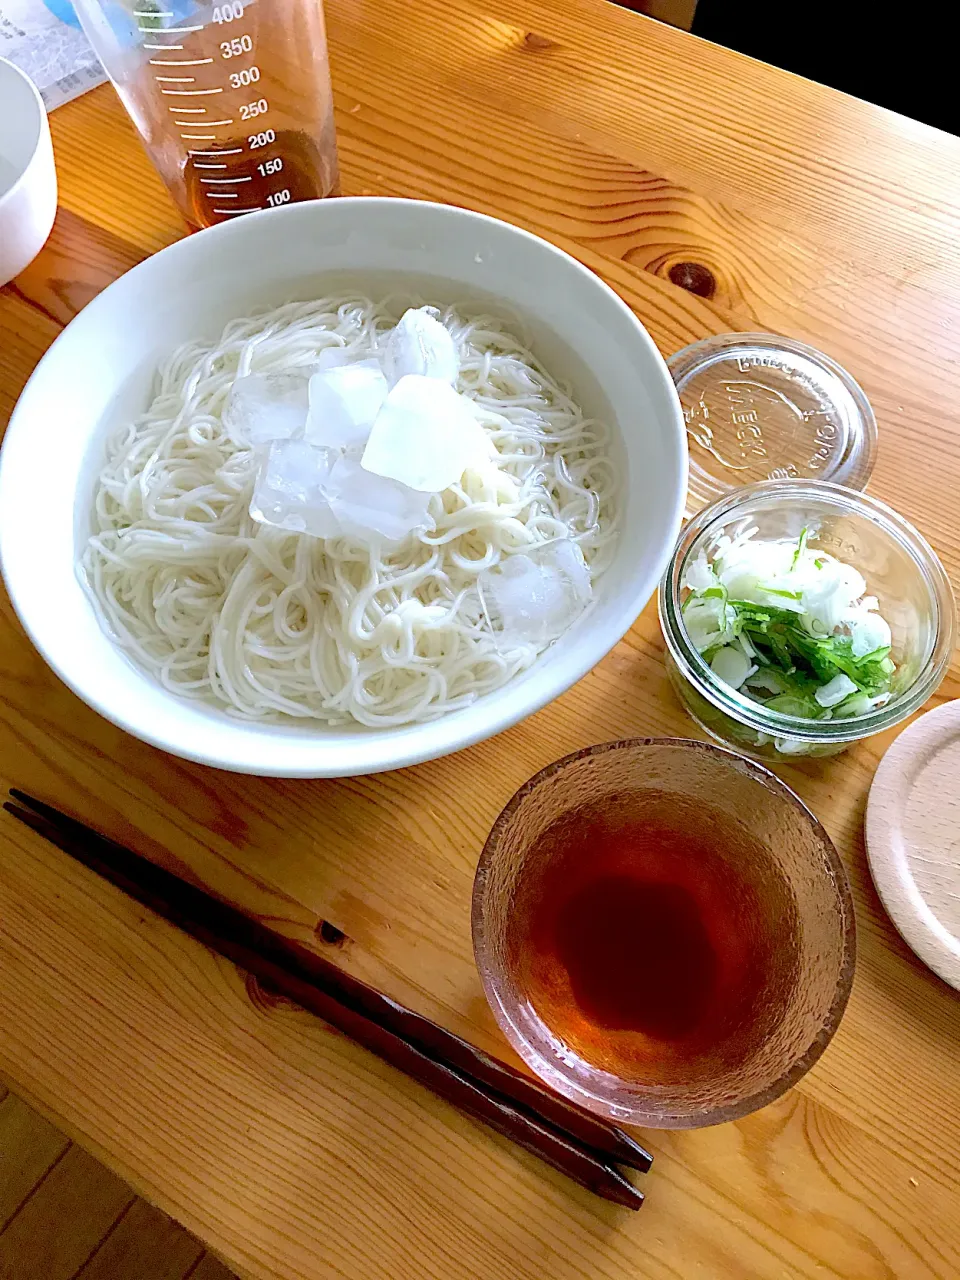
[0,198,686,777]
[0,57,57,286]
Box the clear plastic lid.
[668,333,877,517]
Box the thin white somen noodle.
[79,296,618,726]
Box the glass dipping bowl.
[471,739,856,1128]
[659,480,956,761]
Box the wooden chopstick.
[6,789,649,1174]
[4,790,648,1209]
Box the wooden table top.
[2,2,960,1277]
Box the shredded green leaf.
[715,599,894,710]
[683,532,894,726]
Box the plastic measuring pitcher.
[71,0,339,227]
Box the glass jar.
[658,481,956,761]
[669,333,878,517]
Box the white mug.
[0,58,57,287]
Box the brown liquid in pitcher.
[507,794,800,1083]
[183,129,336,228]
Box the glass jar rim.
[659,480,957,742]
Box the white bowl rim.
[0,56,46,210]
[0,198,687,776]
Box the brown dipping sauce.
[506,793,801,1084]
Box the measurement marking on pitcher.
[143,41,182,49]
[138,22,203,31]
[149,58,213,65]
[134,7,174,13]
[161,88,223,95]
[155,76,195,83]
[188,148,243,155]
[201,176,253,183]
[181,133,217,140]
[194,163,228,169]
[168,106,205,113]
[213,207,261,214]
[204,119,234,125]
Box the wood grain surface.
[0,1088,237,1279]
[2,2,960,1277]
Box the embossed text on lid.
[668,333,878,517]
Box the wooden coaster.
[866,701,960,990]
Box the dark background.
[691,2,954,135]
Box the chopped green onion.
[681,531,895,733]
[790,528,808,571]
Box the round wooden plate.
[866,701,960,989]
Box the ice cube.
[479,541,592,646]
[313,347,351,371]
[250,440,341,538]
[304,364,389,450]
[361,375,495,493]
[382,308,459,387]
[548,539,592,605]
[326,452,432,543]
[314,349,384,373]
[223,373,310,446]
